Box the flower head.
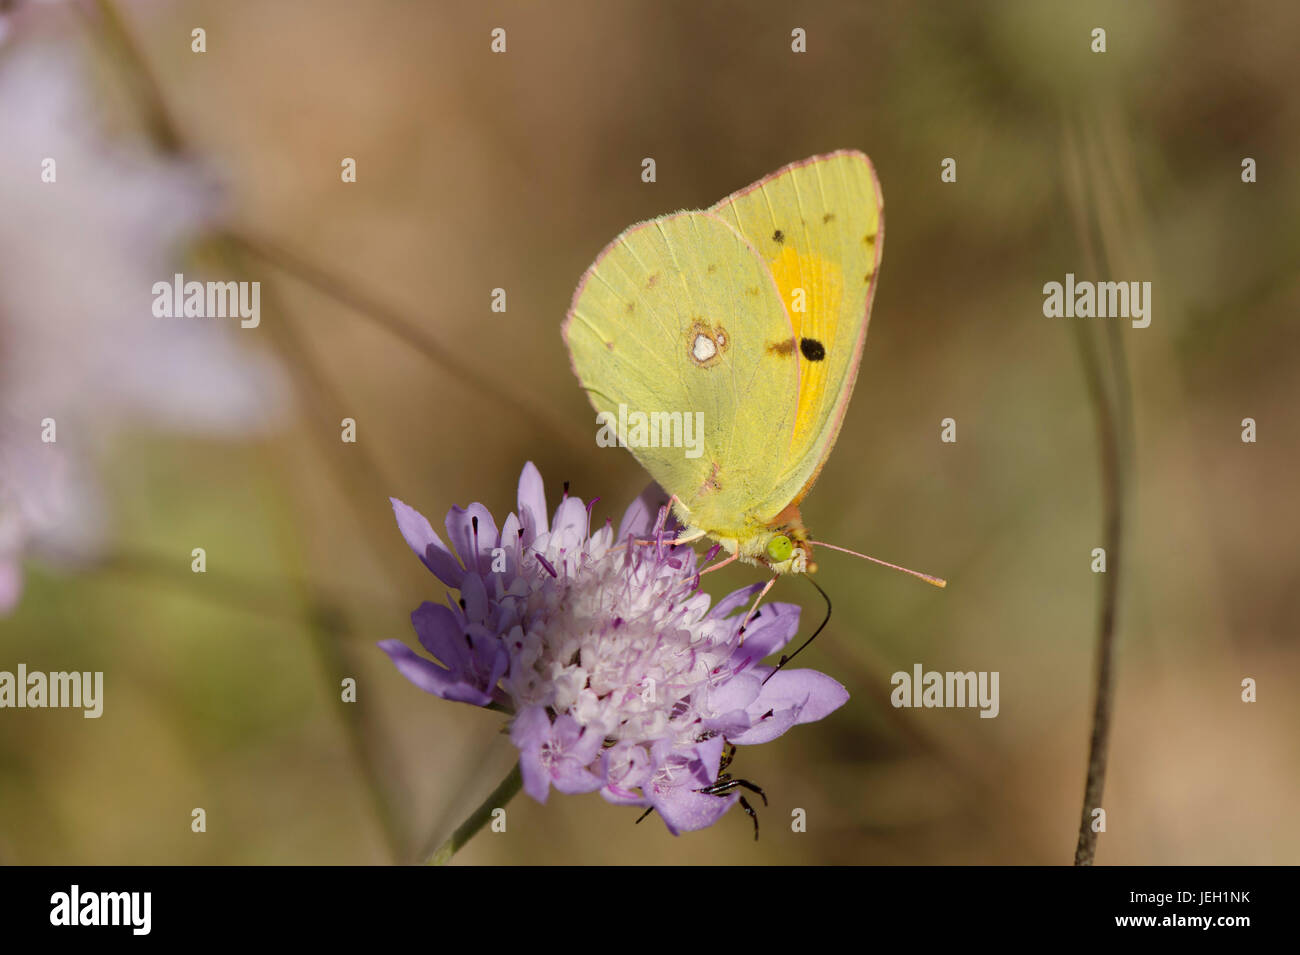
[382,462,849,835]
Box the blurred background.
[0,0,1296,864]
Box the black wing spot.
[772,229,785,244]
[799,338,826,362]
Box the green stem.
[425,764,523,866]
[1060,112,1134,867]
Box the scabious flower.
[0,36,286,611]
[381,462,849,835]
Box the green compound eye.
[766,534,794,562]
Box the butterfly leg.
[617,496,701,550]
[615,528,707,553]
[697,548,738,575]
[649,494,692,536]
[609,497,706,554]
[667,528,707,548]
[736,575,778,642]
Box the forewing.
[709,150,884,512]
[563,210,800,536]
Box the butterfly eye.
[766,535,794,562]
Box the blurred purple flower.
[381,462,849,835]
[0,38,287,611]
[0,1,58,47]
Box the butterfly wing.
[563,210,802,538]
[709,150,884,515]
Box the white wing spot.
[686,319,728,367]
[692,334,717,362]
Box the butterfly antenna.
[762,575,833,685]
[809,540,947,588]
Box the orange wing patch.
[766,245,845,445]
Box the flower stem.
[227,232,597,465]
[1061,110,1135,866]
[425,764,523,866]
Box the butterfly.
[563,150,942,620]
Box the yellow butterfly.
[563,151,943,604]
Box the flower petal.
[729,668,849,745]
[692,735,727,785]
[411,601,469,670]
[511,706,554,803]
[600,743,652,805]
[649,783,737,835]
[497,512,522,574]
[378,639,493,706]
[617,482,669,540]
[706,672,762,717]
[508,709,604,800]
[701,673,762,736]
[516,462,547,548]
[709,581,765,621]
[459,572,491,624]
[727,601,801,668]
[471,625,510,695]
[550,495,588,554]
[445,503,497,575]
[390,497,463,586]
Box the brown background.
[1,0,1296,864]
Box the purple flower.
[0,38,287,612]
[381,462,849,835]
